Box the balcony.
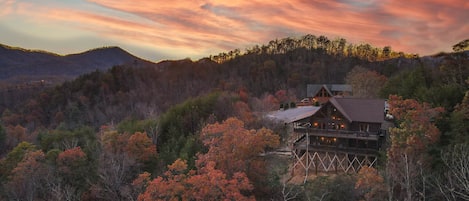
[294,127,382,141]
[293,136,379,156]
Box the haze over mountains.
[0,44,152,83]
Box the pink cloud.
[4,0,468,58]
[0,0,15,16]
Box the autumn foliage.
[137,117,279,200]
[137,159,254,201]
[387,95,444,151]
[101,130,156,162]
[186,161,253,201]
[199,117,280,177]
[386,95,444,201]
[355,166,387,201]
[126,132,157,163]
[6,150,47,201]
[56,147,90,191]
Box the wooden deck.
[293,127,382,141]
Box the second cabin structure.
[301,84,353,105]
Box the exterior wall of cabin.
[308,102,350,130]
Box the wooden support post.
[304,133,309,183]
[315,156,318,175]
[335,154,338,174]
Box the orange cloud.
[86,0,468,55]
[2,0,468,59]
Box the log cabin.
[291,97,389,176]
[267,93,391,177]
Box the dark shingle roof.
[329,97,385,123]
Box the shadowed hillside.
[0,44,153,83]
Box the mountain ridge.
[0,43,154,82]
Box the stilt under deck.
[291,131,380,181]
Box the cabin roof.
[329,97,385,123]
[306,84,352,97]
[266,106,321,123]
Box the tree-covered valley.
[1,35,468,201]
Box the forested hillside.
[0,44,152,84]
[0,35,468,200]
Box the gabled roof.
[306,84,352,97]
[306,84,331,97]
[329,97,385,123]
[266,106,321,123]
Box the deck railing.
[294,127,382,140]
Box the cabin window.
[319,136,337,146]
[321,123,326,129]
[359,123,369,132]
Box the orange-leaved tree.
[186,161,253,201]
[138,159,189,201]
[125,132,157,163]
[56,146,90,197]
[137,159,254,201]
[386,95,444,201]
[198,117,280,178]
[355,166,387,201]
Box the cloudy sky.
[1,0,468,61]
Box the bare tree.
[433,144,469,200]
[281,182,302,201]
[92,151,138,201]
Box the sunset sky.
[1,0,468,61]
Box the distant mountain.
[0,44,154,83]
